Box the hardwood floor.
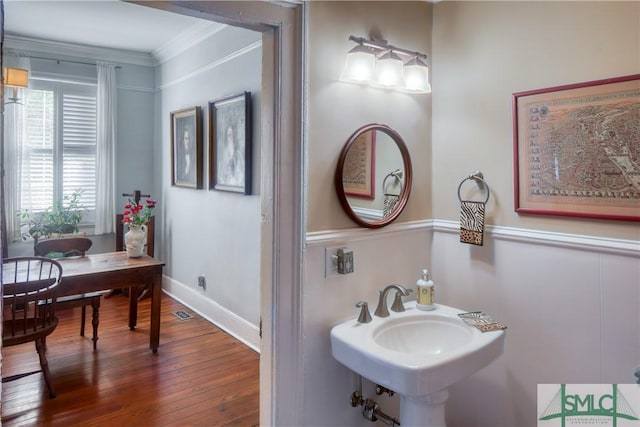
[1,292,259,426]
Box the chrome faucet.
[355,301,372,324]
[374,284,412,318]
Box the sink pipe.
[351,375,401,427]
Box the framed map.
[343,129,376,199]
[513,74,640,221]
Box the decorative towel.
[458,311,507,332]
[460,200,485,246]
[383,194,399,218]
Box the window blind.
[22,81,97,215]
[63,92,97,209]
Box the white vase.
[124,224,147,258]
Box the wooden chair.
[113,215,155,300]
[35,237,101,350]
[2,256,63,398]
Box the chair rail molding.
[306,220,433,247]
[432,219,639,257]
[307,219,639,258]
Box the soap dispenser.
[416,268,435,311]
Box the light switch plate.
[337,247,354,274]
[324,246,342,278]
[325,246,354,278]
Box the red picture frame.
[343,129,376,199]
[513,74,640,221]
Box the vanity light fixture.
[403,56,431,93]
[3,67,29,105]
[341,35,431,94]
[375,50,404,87]
[341,42,376,83]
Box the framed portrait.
[343,129,376,199]
[513,74,640,221]
[171,106,203,189]
[209,92,252,194]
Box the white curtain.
[3,53,31,242]
[95,61,117,234]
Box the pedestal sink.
[330,301,505,427]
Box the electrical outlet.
[197,275,206,289]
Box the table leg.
[150,270,161,353]
[91,299,100,351]
[128,286,138,330]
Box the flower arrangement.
[122,198,156,227]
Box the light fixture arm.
[348,35,427,60]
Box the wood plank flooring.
[1,292,259,426]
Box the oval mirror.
[335,123,412,228]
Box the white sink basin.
[330,301,505,397]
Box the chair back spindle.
[2,256,62,398]
[2,257,62,344]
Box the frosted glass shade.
[403,57,431,93]
[376,51,404,87]
[341,45,376,83]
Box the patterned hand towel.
[460,200,485,246]
[383,194,399,218]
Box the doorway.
[138,2,304,424]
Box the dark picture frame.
[209,92,252,194]
[171,106,203,189]
[513,74,640,221]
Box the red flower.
[121,198,156,226]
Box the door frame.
[129,1,305,425]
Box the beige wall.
[303,2,638,427]
[306,1,432,232]
[432,1,639,239]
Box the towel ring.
[457,171,490,204]
[383,169,403,196]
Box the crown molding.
[158,40,262,91]
[152,20,227,64]
[4,34,156,67]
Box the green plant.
[19,188,87,241]
[43,189,85,234]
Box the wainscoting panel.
[431,223,639,427]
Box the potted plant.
[19,189,87,250]
[42,189,85,235]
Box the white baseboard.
[162,276,260,353]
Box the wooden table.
[49,252,165,353]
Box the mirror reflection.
[335,124,412,228]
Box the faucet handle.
[355,301,372,324]
[391,289,413,312]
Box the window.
[22,79,97,222]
